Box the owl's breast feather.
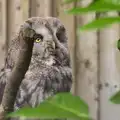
[44,56,55,66]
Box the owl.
[0,17,72,111]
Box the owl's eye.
[34,34,43,43]
[35,38,42,43]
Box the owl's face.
[26,17,69,66]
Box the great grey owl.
[0,17,72,111]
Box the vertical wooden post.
[1,0,8,59]
[0,0,7,64]
[44,0,53,16]
[2,0,7,45]
[75,1,98,120]
[15,0,23,29]
[21,0,30,20]
[99,12,120,120]
[35,0,44,17]
[29,0,36,17]
[6,0,16,46]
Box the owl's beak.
[44,40,55,56]
[45,40,55,49]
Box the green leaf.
[8,93,90,119]
[103,0,120,5]
[117,39,120,51]
[63,0,79,4]
[110,91,120,104]
[79,17,120,31]
[65,0,120,14]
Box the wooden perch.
[0,22,35,120]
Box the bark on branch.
[0,22,35,120]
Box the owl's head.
[20,17,70,66]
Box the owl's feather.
[0,17,72,112]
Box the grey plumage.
[0,17,72,111]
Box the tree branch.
[0,22,35,120]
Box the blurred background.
[0,0,120,120]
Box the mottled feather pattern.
[0,17,72,119]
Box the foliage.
[64,0,120,106]
[117,39,120,51]
[79,17,120,30]
[7,93,91,119]
[64,0,79,4]
[110,91,120,104]
[64,0,120,31]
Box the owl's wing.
[0,66,28,109]
[0,59,13,103]
[0,66,7,103]
[0,81,6,103]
